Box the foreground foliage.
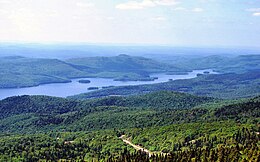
[0,124,259,161]
[0,91,259,161]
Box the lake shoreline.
[0,69,217,100]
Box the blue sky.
[0,0,259,47]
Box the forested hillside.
[159,54,260,74]
[67,54,182,73]
[0,91,259,161]
[0,56,88,88]
[0,55,183,88]
[66,54,184,81]
[0,91,215,133]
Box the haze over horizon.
[0,0,260,48]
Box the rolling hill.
[161,54,260,74]
[0,91,214,133]
[66,54,185,81]
[0,55,186,88]
[0,91,259,161]
[0,56,90,88]
[66,54,181,73]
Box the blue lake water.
[0,69,216,99]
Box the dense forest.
[0,91,259,161]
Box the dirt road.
[119,135,153,157]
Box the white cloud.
[0,0,11,4]
[173,7,186,11]
[151,16,167,21]
[0,9,9,15]
[76,2,95,8]
[154,0,179,6]
[192,8,204,12]
[173,7,205,13]
[44,10,59,18]
[115,0,155,10]
[106,16,115,20]
[253,12,260,16]
[246,8,260,17]
[7,8,41,35]
[115,0,178,10]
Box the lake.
[0,69,216,99]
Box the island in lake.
[78,79,91,84]
[87,87,99,90]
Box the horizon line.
[1,41,260,50]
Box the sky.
[0,0,260,47]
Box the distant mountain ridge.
[66,54,181,73]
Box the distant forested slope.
[66,54,184,81]
[0,54,259,88]
[160,54,260,73]
[0,56,89,88]
[66,54,181,73]
[0,55,183,88]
